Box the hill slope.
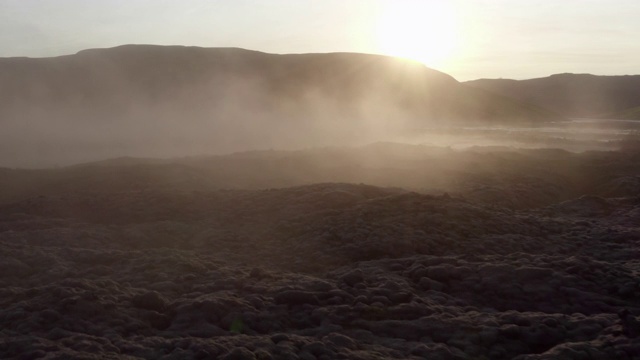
[0,45,559,167]
[465,73,640,118]
[610,106,640,120]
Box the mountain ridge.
[0,44,560,167]
[465,73,640,119]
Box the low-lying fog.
[7,47,639,168]
[2,116,638,169]
[403,118,640,151]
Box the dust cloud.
[0,45,561,168]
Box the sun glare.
[375,0,459,68]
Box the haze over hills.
[465,74,640,119]
[0,45,559,168]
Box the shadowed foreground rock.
[1,178,639,359]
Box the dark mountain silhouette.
[465,73,640,119]
[0,45,559,167]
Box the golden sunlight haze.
[375,0,459,68]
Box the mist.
[1,45,569,168]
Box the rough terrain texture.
[1,146,639,359]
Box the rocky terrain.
[1,144,639,359]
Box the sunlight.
[375,0,459,68]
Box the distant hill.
[609,106,640,120]
[0,45,559,167]
[465,73,640,119]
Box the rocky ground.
[1,145,639,359]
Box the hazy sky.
[1,0,638,80]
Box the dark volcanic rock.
[1,172,639,359]
[274,290,320,306]
[131,291,168,312]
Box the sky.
[1,0,639,81]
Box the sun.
[375,0,459,68]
